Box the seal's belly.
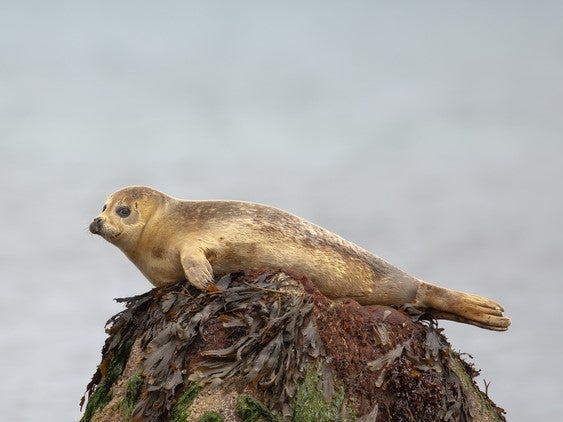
[208,239,373,298]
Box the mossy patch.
[169,384,201,422]
[235,395,277,422]
[121,372,145,419]
[292,364,350,422]
[81,340,133,422]
[199,411,225,422]
[449,354,506,421]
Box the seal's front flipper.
[180,247,214,291]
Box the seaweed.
[169,384,201,422]
[292,364,350,422]
[199,411,225,422]
[121,373,145,419]
[81,273,324,420]
[235,395,277,422]
[80,271,506,421]
[80,340,133,422]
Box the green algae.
[121,372,145,419]
[292,364,350,422]
[235,395,277,422]
[449,354,505,421]
[199,411,225,422]
[81,340,133,422]
[169,384,201,422]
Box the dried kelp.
[186,274,324,416]
[367,340,410,387]
[309,291,506,421]
[81,272,324,420]
[81,271,506,422]
[369,326,464,421]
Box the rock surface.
[80,272,506,421]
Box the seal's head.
[89,186,166,249]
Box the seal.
[89,186,510,331]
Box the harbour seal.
[89,186,510,331]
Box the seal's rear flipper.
[414,282,511,331]
[428,310,511,331]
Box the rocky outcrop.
[80,271,506,421]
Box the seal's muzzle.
[89,217,103,234]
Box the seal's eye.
[102,204,107,212]
[116,206,131,218]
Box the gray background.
[1,1,562,420]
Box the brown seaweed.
[81,272,506,421]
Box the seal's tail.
[415,282,511,331]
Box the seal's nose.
[89,217,103,234]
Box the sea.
[1,1,562,420]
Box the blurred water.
[1,1,562,420]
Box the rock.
[80,272,506,421]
